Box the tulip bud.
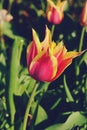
[80,0,87,26]
[46,0,67,24]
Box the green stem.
[8,42,18,130]
[22,82,39,130]
[78,27,85,52]
[0,0,4,9]
[8,0,14,13]
[85,77,87,110]
[29,82,49,130]
[63,75,74,102]
[8,38,24,130]
[76,27,85,76]
[51,25,55,39]
[0,89,5,96]
[41,0,45,11]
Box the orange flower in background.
[0,9,13,36]
[0,9,13,23]
[46,0,67,24]
[27,26,84,82]
[80,0,87,26]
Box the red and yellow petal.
[63,51,84,59]
[29,53,57,82]
[51,58,72,81]
[54,41,67,55]
[47,0,63,24]
[27,41,38,66]
[32,29,41,53]
[57,0,67,12]
[41,26,51,51]
[80,1,87,26]
[52,50,85,81]
[51,8,63,24]
[54,42,67,65]
[47,0,56,9]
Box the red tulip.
[46,0,67,24]
[27,26,84,82]
[80,0,87,26]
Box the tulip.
[46,0,67,24]
[80,0,87,26]
[27,26,84,82]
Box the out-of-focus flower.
[0,9,13,24]
[80,0,87,26]
[27,26,84,82]
[46,0,67,24]
[0,9,13,36]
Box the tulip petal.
[47,0,56,9]
[29,53,57,82]
[47,0,63,23]
[54,42,67,65]
[63,51,84,59]
[80,0,87,26]
[57,0,67,12]
[54,41,67,55]
[27,41,38,66]
[41,26,51,51]
[52,8,63,24]
[32,29,41,52]
[51,58,72,81]
[52,50,85,81]
[49,41,56,56]
[27,28,47,67]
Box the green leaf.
[14,75,30,96]
[4,23,15,39]
[4,23,25,40]
[83,52,87,65]
[8,37,25,128]
[45,111,87,130]
[31,102,48,125]
[36,82,50,98]
[50,98,62,110]
[26,77,37,95]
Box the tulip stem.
[51,25,55,39]
[8,0,14,13]
[84,77,87,110]
[41,0,45,11]
[78,27,85,52]
[76,27,85,76]
[8,38,24,130]
[63,75,74,102]
[22,81,39,130]
[8,40,18,130]
[0,0,4,9]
